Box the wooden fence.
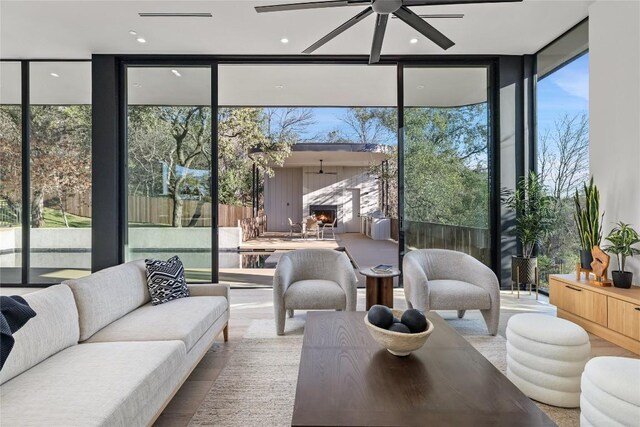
[389,218,490,265]
[64,194,254,228]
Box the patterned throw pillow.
[145,256,190,305]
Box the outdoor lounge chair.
[322,218,338,239]
[303,217,320,240]
[288,218,302,237]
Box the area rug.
[188,316,579,427]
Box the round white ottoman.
[506,313,590,408]
[580,357,640,427]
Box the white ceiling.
[2,62,487,107]
[0,1,592,59]
[0,0,590,106]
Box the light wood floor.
[154,288,638,427]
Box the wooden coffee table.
[292,311,554,426]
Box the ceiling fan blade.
[369,13,388,64]
[256,0,347,13]
[303,7,374,53]
[403,0,521,6]
[393,6,454,50]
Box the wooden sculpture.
[590,245,612,286]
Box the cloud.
[552,71,589,101]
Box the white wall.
[264,166,379,233]
[264,168,303,232]
[303,166,378,234]
[589,0,640,280]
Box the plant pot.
[611,271,633,289]
[580,250,594,269]
[511,256,537,286]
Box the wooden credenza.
[549,274,640,354]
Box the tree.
[368,105,489,228]
[0,105,91,228]
[0,106,22,223]
[127,106,313,226]
[537,113,590,268]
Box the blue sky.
[285,53,589,143]
[537,53,589,134]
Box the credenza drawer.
[549,280,607,326]
[608,298,640,340]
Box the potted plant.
[574,177,604,269]
[603,222,640,288]
[502,171,554,288]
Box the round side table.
[360,267,401,310]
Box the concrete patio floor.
[228,232,399,287]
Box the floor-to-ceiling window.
[0,60,92,285]
[29,62,92,283]
[402,67,491,266]
[536,20,589,287]
[0,61,22,283]
[125,66,213,282]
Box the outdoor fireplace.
[310,205,337,225]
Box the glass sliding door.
[402,67,491,265]
[126,66,213,282]
[217,64,397,286]
[29,61,92,283]
[0,61,22,284]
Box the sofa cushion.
[85,296,227,352]
[284,279,346,309]
[63,260,150,341]
[0,285,79,385]
[0,341,185,427]
[145,256,189,305]
[428,279,491,310]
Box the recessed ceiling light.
[171,69,182,77]
[136,37,147,44]
[410,38,418,44]
[280,38,289,44]
[417,85,424,89]
[50,73,59,78]
[129,30,137,36]
[275,85,284,89]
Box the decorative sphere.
[392,317,401,324]
[401,309,428,333]
[368,305,394,329]
[389,322,411,334]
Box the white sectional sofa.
[0,260,229,426]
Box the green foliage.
[603,222,640,272]
[502,171,554,258]
[379,105,489,228]
[573,177,603,251]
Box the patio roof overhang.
[253,143,389,167]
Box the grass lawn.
[43,208,91,228]
[42,208,172,228]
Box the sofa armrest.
[187,283,230,303]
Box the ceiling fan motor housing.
[372,0,403,14]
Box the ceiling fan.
[306,160,338,175]
[255,0,522,64]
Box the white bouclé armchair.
[273,249,358,335]
[403,249,500,335]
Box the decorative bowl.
[364,309,434,356]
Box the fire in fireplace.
[310,205,337,225]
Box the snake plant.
[574,177,603,251]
